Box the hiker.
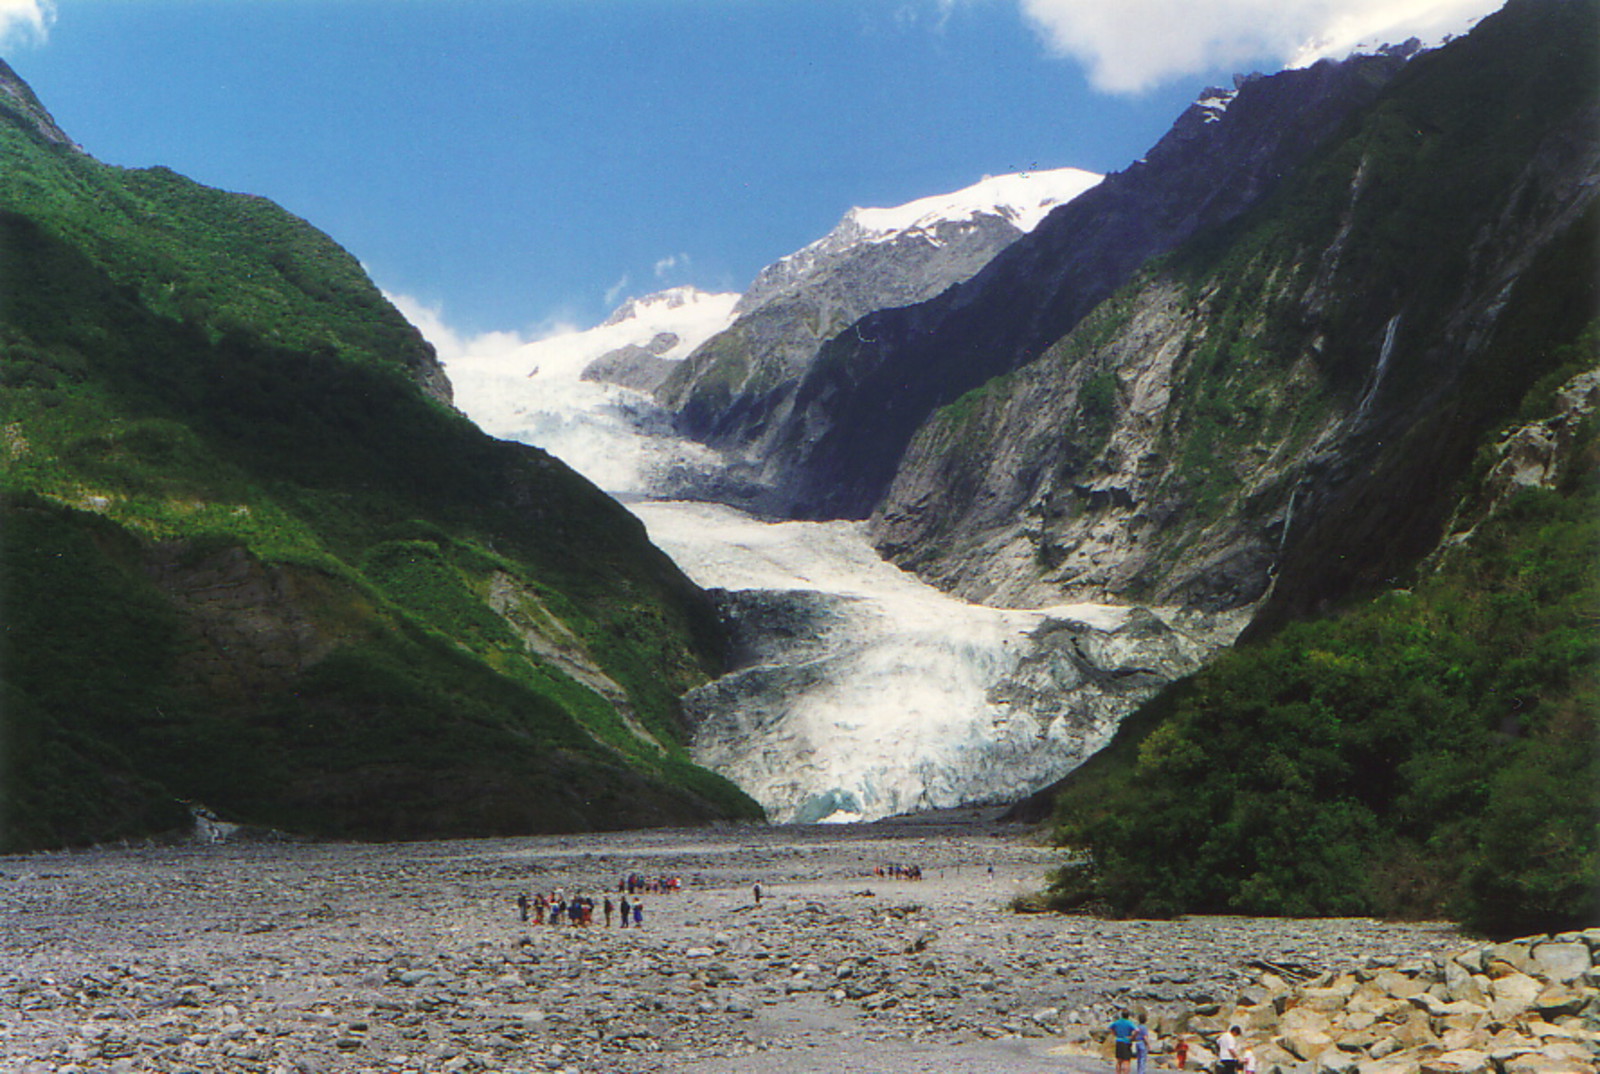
[1217,1026,1242,1074]
[604,896,614,927]
[753,882,762,905]
[1110,1010,1137,1074]
[516,892,529,923]
[619,896,631,928]
[632,901,644,928]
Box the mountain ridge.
[0,60,762,850]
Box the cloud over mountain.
[1018,0,1503,92]
[0,0,52,52]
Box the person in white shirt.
[1217,1025,1242,1074]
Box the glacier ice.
[427,205,1238,823]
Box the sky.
[1,0,1503,342]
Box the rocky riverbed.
[0,812,1470,1074]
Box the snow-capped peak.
[601,284,725,328]
[848,166,1103,239]
[442,286,738,386]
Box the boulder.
[1501,1055,1593,1074]
[1238,1001,1282,1032]
[1252,1041,1302,1073]
[1442,964,1489,1007]
[1527,1018,1600,1043]
[1483,942,1535,978]
[1282,1008,1335,1036]
[1533,981,1591,1018]
[1388,1010,1441,1050]
[1437,1026,1490,1053]
[1315,1047,1362,1074]
[1489,973,1544,1023]
[1410,994,1486,1021]
[1375,971,1429,1001]
[1279,1029,1336,1061]
[1529,943,1590,984]
[1303,987,1358,1013]
[1357,1055,1423,1074]
[1418,1049,1489,1074]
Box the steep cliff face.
[737,52,1412,521]
[0,61,762,850]
[872,0,1599,627]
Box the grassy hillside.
[0,64,762,850]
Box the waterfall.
[1356,313,1401,421]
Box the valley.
[0,815,1467,1074]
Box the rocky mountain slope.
[655,169,1101,506]
[974,0,1596,933]
[679,51,1418,522]
[0,59,762,852]
[871,0,1597,623]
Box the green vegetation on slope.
[0,70,761,850]
[1048,404,1599,936]
[1039,0,1599,936]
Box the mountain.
[899,0,1593,932]
[681,52,1420,522]
[0,60,762,851]
[872,0,1598,622]
[656,168,1101,503]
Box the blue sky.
[2,0,1502,338]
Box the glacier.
[429,171,1237,823]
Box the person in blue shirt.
[1110,1010,1138,1074]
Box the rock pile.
[1067,931,1599,1074]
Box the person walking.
[619,895,631,928]
[1173,1035,1189,1071]
[1217,1025,1242,1074]
[516,892,529,924]
[1110,1010,1137,1074]
[753,882,762,905]
[1133,1017,1150,1074]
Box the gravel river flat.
[0,811,1466,1073]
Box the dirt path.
[0,812,1463,1073]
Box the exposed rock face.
[723,54,1410,522]
[0,56,79,150]
[581,332,683,393]
[657,172,1100,507]
[868,2,1600,624]
[660,212,1024,452]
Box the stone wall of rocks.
[1070,930,1599,1074]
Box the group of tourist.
[619,872,682,895]
[1111,1012,1254,1074]
[515,889,647,929]
[872,863,924,880]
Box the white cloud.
[1017,0,1504,94]
[604,274,631,308]
[653,253,691,280]
[383,290,529,364]
[0,0,54,53]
